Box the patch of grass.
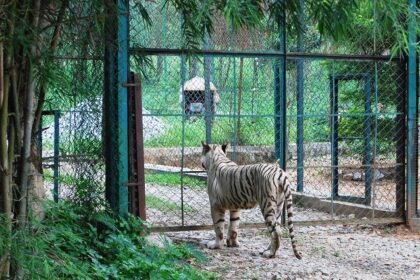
[147,195,195,213]
[43,168,54,183]
[145,172,206,189]
[333,251,341,257]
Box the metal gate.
[125,1,417,231]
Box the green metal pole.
[180,55,186,226]
[363,75,372,205]
[274,3,287,225]
[231,28,238,161]
[406,0,418,226]
[296,0,304,192]
[53,110,60,203]
[204,33,212,144]
[117,0,129,216]
[274,14,286,168]
[395,60,407,218]
[279,8,287,170]
[104,0,129,216]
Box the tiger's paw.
[261,249,276,258]
[226,238,240,247]
[207,240,223,249]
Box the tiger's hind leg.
[207,204,225,249]
[227,209,240,247]
[260,201,281,258]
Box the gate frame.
[103,0,418,231]
[329,73,373,206]
[406,0,419,230]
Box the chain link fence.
[127,1,413,230]
[38,1,417,230]
[41,59,105,211]
[128,48,406,229]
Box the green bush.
[0,203,215,280]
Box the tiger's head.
[200,141,228,171]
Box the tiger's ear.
[221,143,229,154]
[201,141,211,154]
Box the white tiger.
[201,142,302,259]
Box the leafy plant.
[0,202,214,279]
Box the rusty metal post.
[127,73,146,220]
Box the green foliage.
[145,172,205,189]
[330,62,400,158]
[0,203,214,280]
[146,195,195,213]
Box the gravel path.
[161,224,420,280]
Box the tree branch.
[32,0,69,141]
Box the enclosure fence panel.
[40,58,106,210]
[124,0,418,230]
[124,1,416,229]
[39,1,418,231]
[127,53,407,229]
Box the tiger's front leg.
[227,209,240,247]
[207,204,225,249]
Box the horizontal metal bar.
[53,110,101,114]
[42,111,56,116]
[286,163,404,169]
[142,112,404,119]
[130,48,402,62]
[143,164,403,173]
[181,170,206,174]
[332,195,368,204]
[150,217,404,232]
[332,74,371,80]
[42,154,97,160]
[52,55,103,60]
[122,83,141,87]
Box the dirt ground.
[160,224,420,280]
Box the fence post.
[396,60,406,218]
[127,73,146,220]
[204,33,212,144]
[53,110,60,203]
[329,76,339,200]
[406,0,419,230]
[363,75,372,205]
[274,3,287,225]
[274,8,287,169]
[104,0,129,216]
[296,0,304,192]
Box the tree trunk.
[157,55,163,80]
[0,41,3,108]
[18,0,42,227]
[189,56,197,79]
[223,58,231,90]
[0,40,12,279]
[33,0,68,140]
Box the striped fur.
[201,142,302,259]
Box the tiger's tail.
[283,176,302,260]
